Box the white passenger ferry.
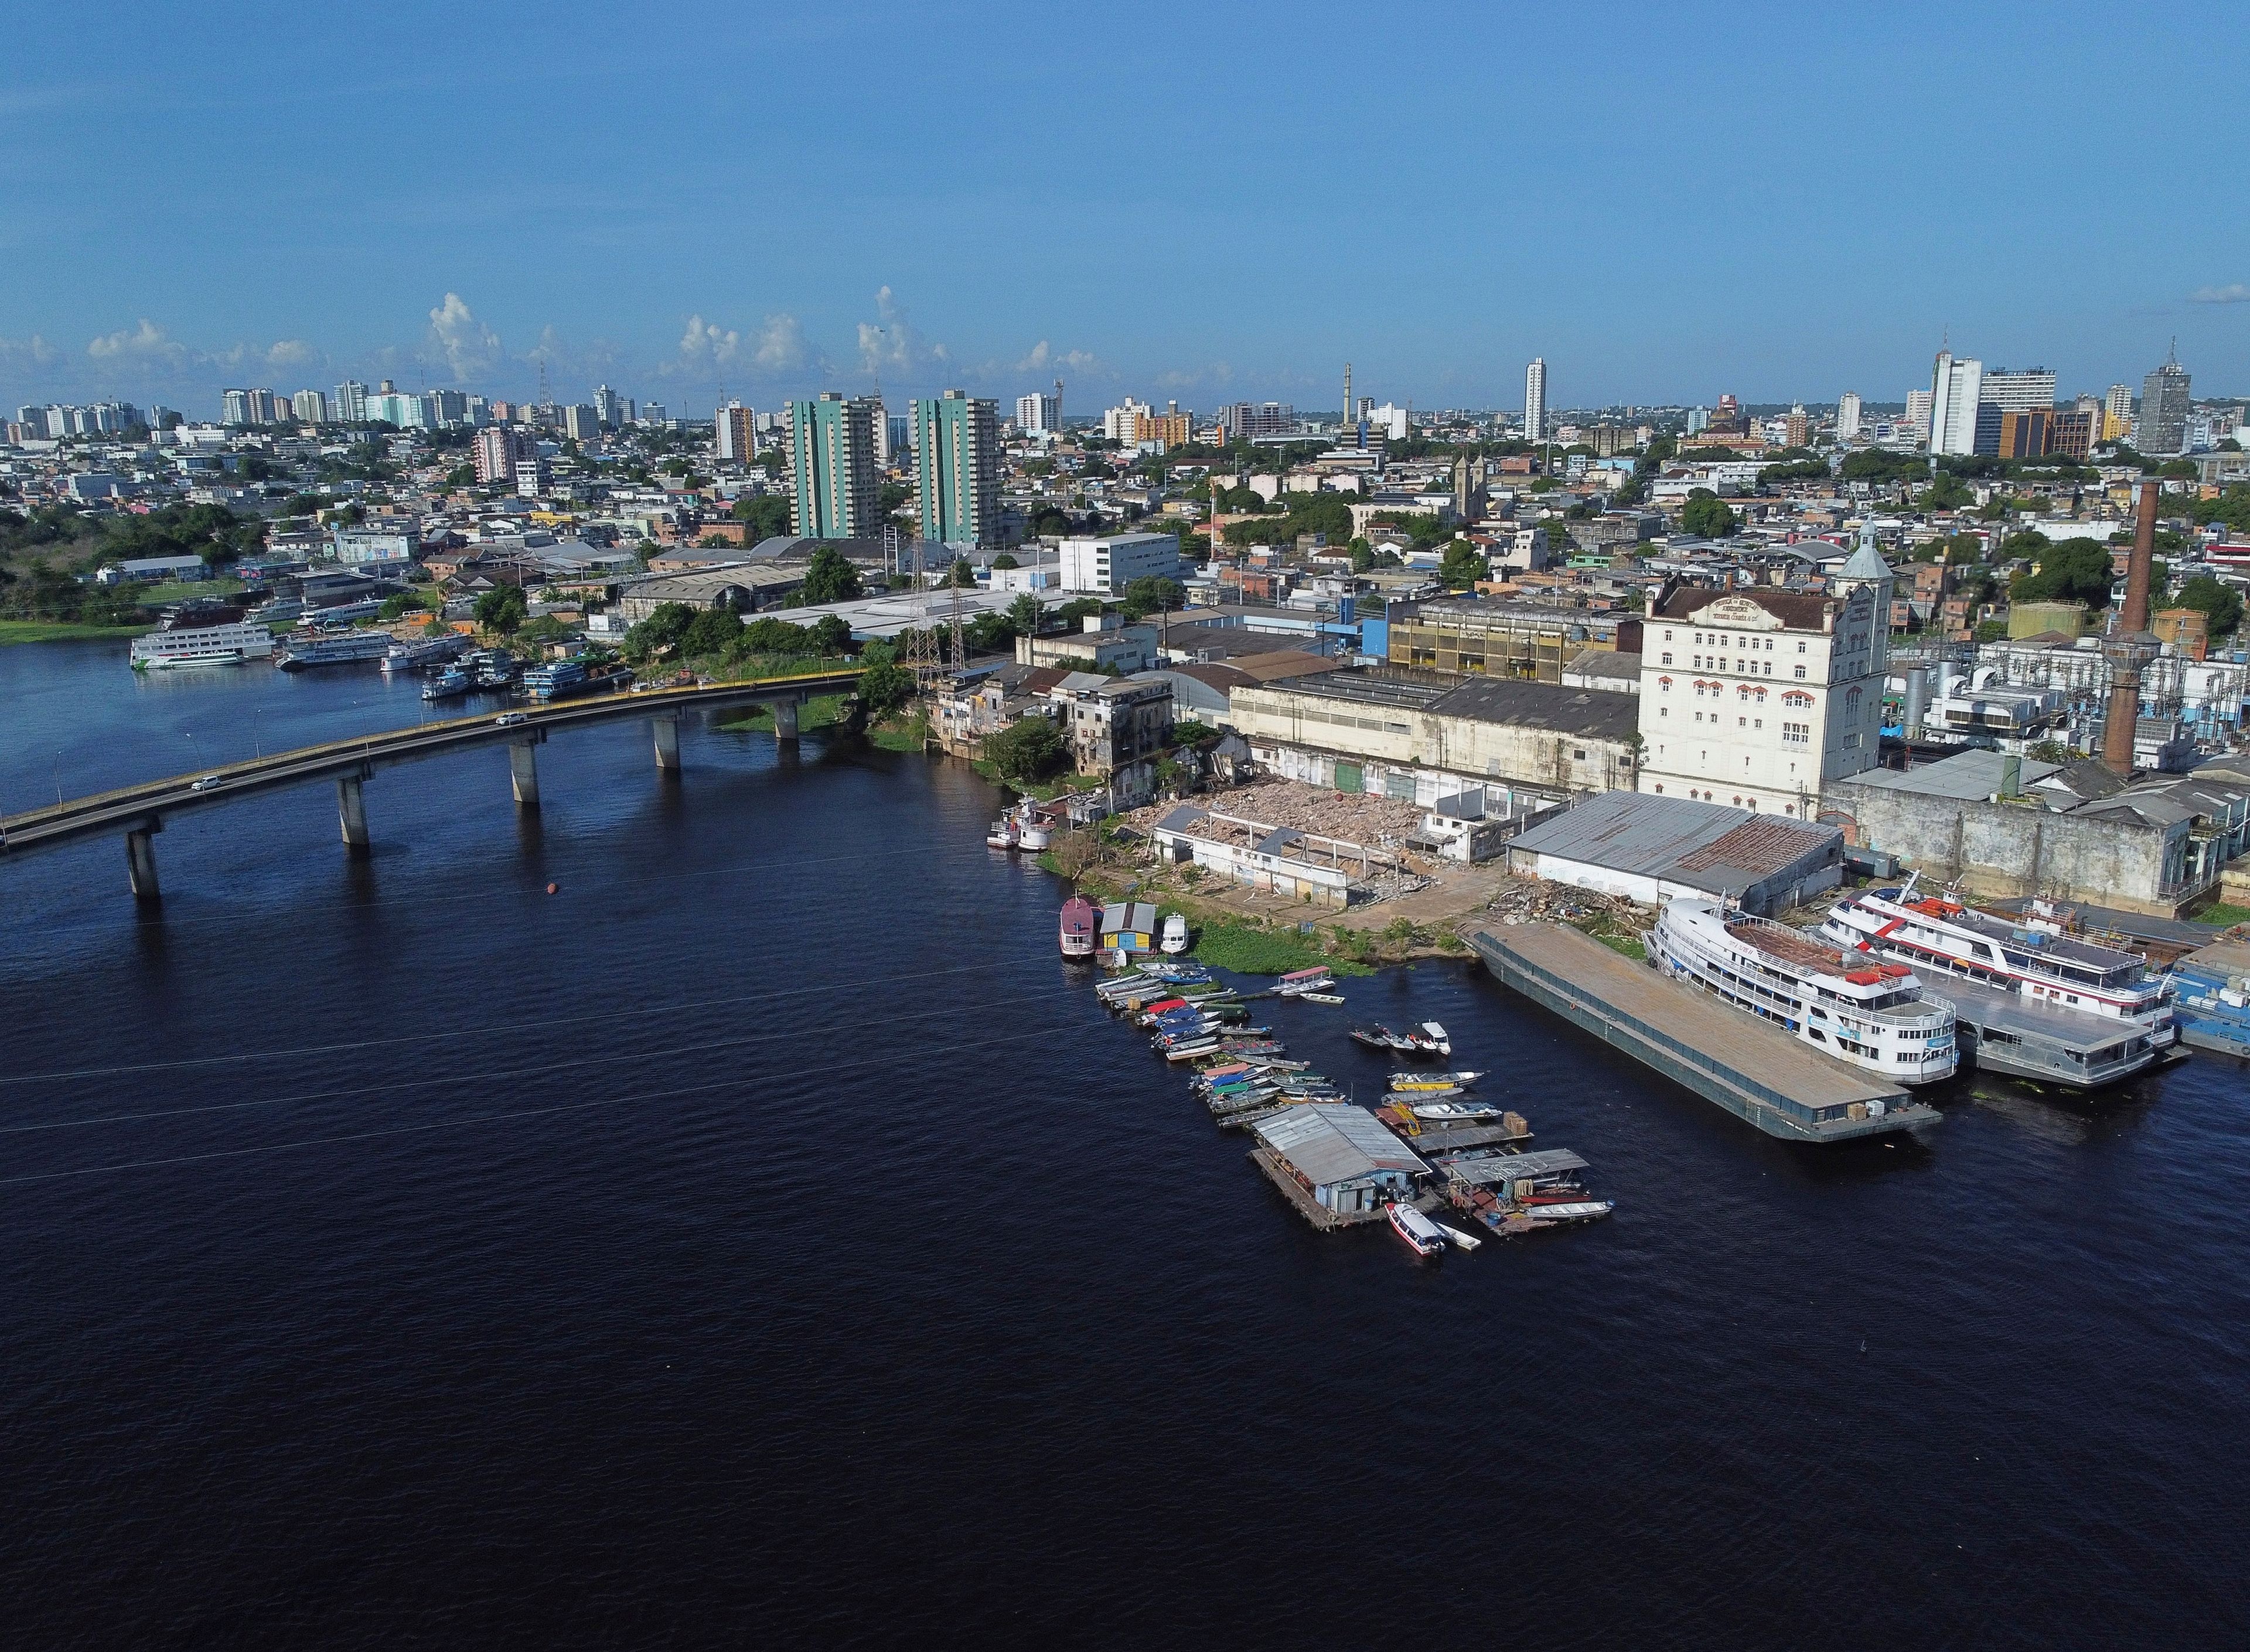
[1818,878,2173,1025]
[128,616,275,670]
[1651,897,1959,1084]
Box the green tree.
[946,558,977,589]
[1917,473,1973,511]
[1348,537,1375,573]
[681,607,742,657]
[623,600,698,661]
[730,495,793,541]
[1438,538,1489,589]
[378,592,421,622]
[474,585,528,636]
[1679,489,1737,538]
[801,545,864,604]
[1119,576,1186,619]
[2012,538,2115,608]
[1007,592,1045,636]
[741,616,819,653]
[985,716,1068,783]
[810,613,853,654]
[857,657,914,719]
[991,552,1020,570]
[2174,575,2244,639]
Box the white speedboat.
[1388,1070,1481,1092]
[1387,1202,1447,1256]
[1651,896,1958,1085]
[1160,914,1189,954]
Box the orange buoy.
[545,882,559,895]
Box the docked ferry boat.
[274,630,391,670]
[1059,896,1097,960]
[381,634,466,674]
[1818,880,2174,1026]
[1815,879,2174,1089]
[129,616,274,670]
[1651,897,1959,1084]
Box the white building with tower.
[1523,358,1547,441]
[1636,532,1892,818]
[1017,392,1060,434]
[1836,392,1862,442]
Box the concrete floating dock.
[1468,923,1938,1144]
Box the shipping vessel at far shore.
[129,613,274,670]
[1652,897,1958,1086]
[274,630,392,670]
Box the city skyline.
[3,5,2248,413]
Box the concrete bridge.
[0,667,863,900]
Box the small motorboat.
[1522,1200,1614,1224]
[1297,991,1346,1005]
[1410,1101,1506,1124]
[1273,967,1335,996]
[1159,913,1189,955]
[1387,1202,1447,1257]
[1351,1025,1409,1051]
[986,817,1020,850]
[1388,1071,1482,1092]
[1397,1021,1451,1056]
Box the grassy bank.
[1188,917,1376,977]
[866,714,929,752]
[0,620,143,645]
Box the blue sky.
[3,2,2245,418]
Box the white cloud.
[0,333,60,368]
[1016,339,1100,377]
[679,313,741,365]
[2189,283,2250,305]
[857,285,947,378]
[87,319,182,363]
[427,292,500,378]
[753,313,813,372]
[265,339,318,369]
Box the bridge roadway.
[0,667,864,897]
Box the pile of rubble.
[1482,876,1651,931]
[1121,776,1427,845]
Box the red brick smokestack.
[2100,482,2160,774]
[2122,480,2157,636]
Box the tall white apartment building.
[1904,388,1933,441]
[1104,398,1153,442]
[1523,358,1547,442]
[1017,392,1060,434]
[1928,351,1984,455]
[2103,383,2134,441]
[333,380,369,422]
[714,400,754,462]
[1980,368,2057,412]
[1637,537,1892,818]
[291,389,329,424]
[1836,392,1862,442]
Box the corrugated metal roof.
[1509,791,1838,894]
[1843,749,2063,801]
[1436,1148,1590,1186]
[1253,1103,1427,1186]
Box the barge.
[1468,922,1938,1144]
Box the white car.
[189,776,221,792]
[494,712,529,727]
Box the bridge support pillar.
[772,697,800,742]
[509,741,541,808]
[653,715,681,772]
[336,776,370,854]
[125,820,162,902]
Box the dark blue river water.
[3,639,2247,1649]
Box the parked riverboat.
[1386,1202,1447,1256]
[129,615,274,671]
[1651,897,1959,1086]
[1060,897,1098,960]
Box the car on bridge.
[189,776,222,792]
[494,713,529,727]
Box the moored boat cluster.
[1085,937,1612,1258]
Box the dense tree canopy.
[2010,538,2113,608]
[2174,575,2244,638]
[984,716,1067,783]
[1679,489,1737,538]
[800,545,863,604]
[729,495,793,541]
